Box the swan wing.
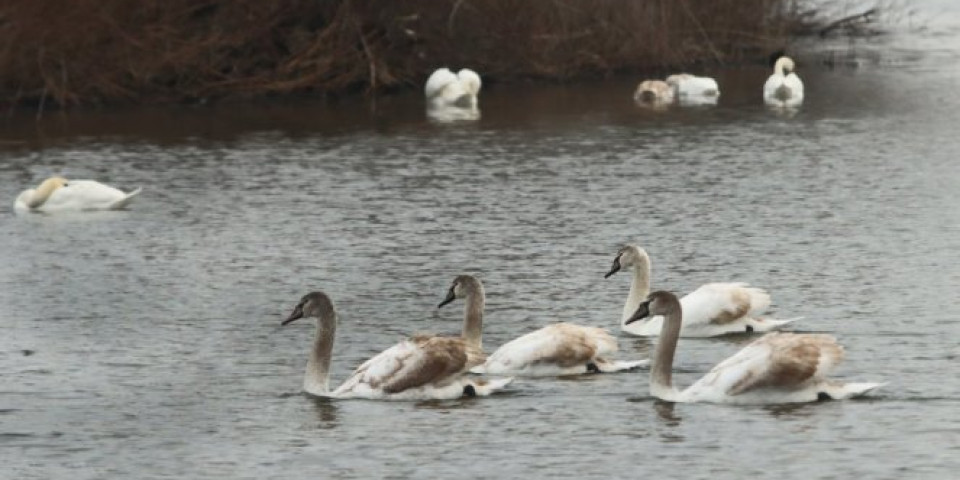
[679,283,771,327]
[485,323,617,371]
[335,336,484,395]
[784,73,804,101]
[688,333,844,397]
[425,68,459,99]
[456,68,482,96]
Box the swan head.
[774,56,796,75]
[282,291,335,325]
[625,290,680,325]
[438,274,483,308]
[604,245,651,278]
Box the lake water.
[2,5,960,479]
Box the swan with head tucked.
[425,67,482,110]
[15,177,141,213]
[437,275,648,376]
[633,80,675,107]
[605,245,797,337]
[282,291,512,400]
[628,290,884,403]
[665,73,720,106]
[764,56,804,108]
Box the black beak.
[625,300,651,325]
[604,256,622,278]
[281,303,305,326]
[438,287,456,308]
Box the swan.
[14,177,141,213]
[628,290,884,403]
[282,291,512,400]
[425,67,482,110]
[665,73,720,106]
[633,80,674,106]
[437,275,648,376]
[763,56,804,108]
[604,245,797,337]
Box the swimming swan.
[425,67,482,110]
[14,177,141,213]
[437,275,648,376]
[764,56,804,108]
[628,291,884,404]
[633,80,675,106]
[605,245,796,337]
[665,74,720,105]
[282,291,512,400]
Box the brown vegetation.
[0,0,811,110]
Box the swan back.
[666,73,720,98]
[425,67,481,110]
[457,68,482,96]
[480,323,618,375]
[425,67,458,98]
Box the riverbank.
[1,0,820,111]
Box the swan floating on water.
[665,73,720,106]
[425,67,482,112]
[282,291,512,400]
[628,290,884,404]
[605,245,797,337]
[14,177,141,213]
[764,56,804,108]
[633,80,675,106]
[438,275,648,376]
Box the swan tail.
[469,377,514,396]
[747,316,802,332]
[595,358,650,373]
[109,187,142,210]
[835,382,887,399]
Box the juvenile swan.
[763,56,804,108]
[282,291,512,400]
[15,177,141,213]
[438,275,648,376]
[605,245,796,337]
[633,80,675,106]
[628,291,884,404]
[425,67,482,110]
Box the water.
[2,6,960,480]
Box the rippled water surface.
[3,7,960,480]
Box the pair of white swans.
[424,67,482,121]
[14,177,141,213]
[281,274,645,400]
[606,245,883,404]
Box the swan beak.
[604,257,622,278]
[625,300,651,325]
[282,303,305,326]
[438,287,456,308]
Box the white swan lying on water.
[764,56,804,108]
[605,245,797,337]
[438,275,648,376]
[628,290,884,404]
[666,73,720,105]
[14,177,141,213]
[282,291,512,400]
[425,67,482,110]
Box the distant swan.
[605,245,796,337]
[633,80,674,106]
[425,67,482,110]
[666,73,720,105]
[14,177,141,213]
[628,290,884,403]
[438,275,647,376]
[282,291,512,400]
[764,56,804,108]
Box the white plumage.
[14,177,141,213]
[425,67,482,109]
[764,56,804,108]
[665,73,720,105]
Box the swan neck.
[621,262,652,325]
[27,184,55,208]
[651,303,682,392]
[305,311,336,395]
[461,285,485,350]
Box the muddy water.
[2,5,960,479]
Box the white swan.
[425,67,482,110]
[282,291,512,400]
[14,177,141,213]
[763,56,804,108]
[628,290,884,404]
[665,73,720,106]
[438,275,647,376]
[605,245,797,337]
[633,80,674,106]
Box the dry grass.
[0,0,808,110]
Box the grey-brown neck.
[305,303,337,395]
[460,280,485,350]
[651,298,682,391]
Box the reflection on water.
[2,6,960,479]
